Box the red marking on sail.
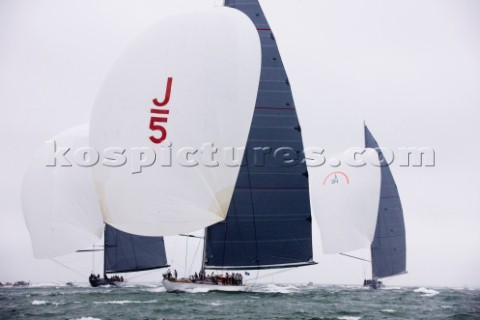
[153,77,173,106]
[255,106,295,110]
[149,77,173,144]
[322,171,350,185]
[151,109,169,114]
[236,186,308,190]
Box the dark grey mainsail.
[204,0,315,270]
[104,224,168,274]
[364,125,406,279]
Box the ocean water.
[0,283,479,320]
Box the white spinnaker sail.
[90,8,261,236]
[309,149,381,254]
[21,124,103,258]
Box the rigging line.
[361,249,367,279]
[185,233,189,278]
[49,258,84,279]
[188,238,202,276]
[201,228,207,272]
[220,206,228,270]
[128,233,139,272]
[92,244,95,273]
[170,235,178,266]
[339,253,371,263]
[179,234,204,239]
[127,268,163,281]
[245,267,293,283]
[168,236,187,274]
[103,225,107,277]
[331,255,362,283]
[245,148,260,266]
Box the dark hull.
[89,277,122,287]
[363,279,383,289]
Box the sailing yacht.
[85,224,169,287]
[86,5,265,291]
[309,124,406,289]
[21,124,170,286]
[22,8,261,285]
[163,0,316,292]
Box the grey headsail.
[104,224,168,274]
[365,125,406,278]
[204,0,315,270]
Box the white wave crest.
[128,283,158,288]
[182,287,211,293]
[69,317,102,320]
[30,282,75,288]
[94,300,157,305]
[381,309,396,313]
[413,287,439,297]
[381,286,403,290]
[249,283,300,294]
[338,316,361,320]
[145,287,166,293]
[32,300,62,306]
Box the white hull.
[162,280,246,293]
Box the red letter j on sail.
[149,77,173,144]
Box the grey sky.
[0,0,479,288]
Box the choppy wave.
[381,286,403,290]
[144,286,167,293]
[181,287,211,293]
[31,299,61,306]
[248,283,303,294]
[126,283,159,288]
[3,284,478,319]
[414,287,440,297]
[28,282,91,288]
[94,300,158,305]
[29,282,64,288]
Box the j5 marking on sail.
[149,77,173,144]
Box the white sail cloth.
[309,149,381,254]
[21,124,103,258]
[90,8,261,236]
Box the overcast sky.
[1,0,479,288]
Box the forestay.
[90,8,261,236]
[21,124,103,258]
